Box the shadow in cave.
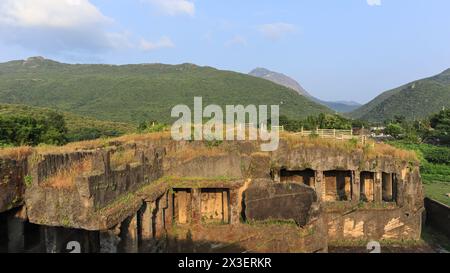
[139,237,247,253]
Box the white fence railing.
[190,124,363,141]
[192,123,284,131]
[293,128,354,140]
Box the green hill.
[0,57,331,124]
[351,69,450,122]
[0,103,135,142]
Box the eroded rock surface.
[0,135,425,253]
[245,182,317,226]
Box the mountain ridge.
[0,57,331,124]
[350,69,450,122]
[249,67,361,113]
[249,67,312,97]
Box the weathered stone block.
[244,182,317,226]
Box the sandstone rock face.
[0,135,426,253]
[244,182,318,226]
[0,158,27,213]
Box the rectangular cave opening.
[382,173,397,202]
[200,188,230,224]
[172,189,192,225]
[0,212,7,253]
[324,170,352,201]
[360,172,375,202]
[280,169,315,187]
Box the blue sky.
[0,0,449,103]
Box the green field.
[388,142,450,206]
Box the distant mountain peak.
[27,56,46,61]
[249,67,311,97]
[333,100,361,106]
[249,68,274,77]
[249,67,361,113]
[22,56,59,67]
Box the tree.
[39,112,68,145]
[0,111,68,146]
[385,123,405,139]
[428,109,450,145]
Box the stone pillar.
[120,214,139,253]
[191,189,202,224]
[352,170,361,202]
[44,227,59,253]
[141,201,155,240]
[164,192,173,231]
[7,213,25,253]
[374,172,382,204]
[154,198,165,238]
[273,169,281,183]
[229,189,242,224]
[129,214,139,253]
[396,174,405,206]
[223,190,230,223]
[314,171,325,201]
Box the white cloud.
[225,35,247,47]
[258,23,296,41]
[144,0,195,16]
[140,37,175,51]
[0,0,111,28]
[367,0,382,6]
[0,0,130,53]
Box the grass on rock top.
[0,132,419,165]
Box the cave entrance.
[173,189,192,225]
[24,222,43,252]
[0,212,7,253]
[324,170,352,201]
[280,169,315,187]
[0,209,45,253]
[200,189,230,224]
[382,173,397,202]
[360,172,375,202]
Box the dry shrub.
[281,133,418,162]
[371,142,418,162]
[115,132,171,143]
[167,145,227,163]
[282,133,346,150]
[42,159,93,189]
[37,132,171,154]
[36,139,110,154]
[110,149,137,169]
[0,146,33,160]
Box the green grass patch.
[389,141,450,206]
[244,218,298,227]
[423,182,450,206]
